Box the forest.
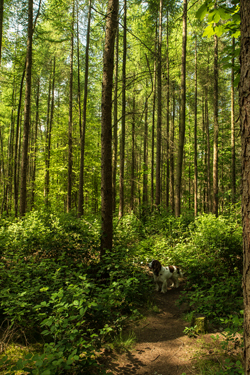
[0,0,245,374]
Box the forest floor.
[98,274,242,375]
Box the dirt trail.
[102,284,197,375]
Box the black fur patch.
[169,265,175,273]
[152,259,161,277]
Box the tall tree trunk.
[240,1,250,372]
[67,1,74,213]
[231,37,236,204]
[20,0,33,217]
[30,78,39,210]
[166,11,170,208]
[131,94,135,211]
[0,0,4,64]
[170,82,175,214]
[119,0,127,218]
[45,58,55,206]
[112,23,119,213]
[155,0,162,207]
[100,0,118,257]
[76,0,81,137]
[151,24,157,209]
[205,74,211,212]
[194,36,198,216]
[212,34,219,217]
[14,65,25,216]
[143,95,148,210]
[78,0,91,217]
[175,0,187,217]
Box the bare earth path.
[102,284,198,375]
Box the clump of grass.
[110,331,136,353]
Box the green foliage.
[0,211,151,374]
[0,210,243,374]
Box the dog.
[148,259,183,293]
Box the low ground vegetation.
[0,206,243,374]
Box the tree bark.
[194,36,198,216]
[100,0,118,257]
[231,37,236,204]
[20,0,33,217]
[155,0,163,207]
[175,0,187,217]
[143,95,148,210]
[170,82,175,214]
[0,0,4,65]
[30,78,39,210]
[212,34,219,217]
[151,24,157,209]
[45,58,55,206]
[78,0,91,217]
[112,23,119,213]
[240,1,250,372]
[119,0,127,218]
[67,1,74,213]
[131,94,135,212]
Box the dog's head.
[148,259,162,276]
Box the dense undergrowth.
[0,206,243,374]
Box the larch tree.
[100,0,118,257]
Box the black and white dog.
[148,259,183,293]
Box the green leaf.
[196,3,208,20]
[203,24,214,37]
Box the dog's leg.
[161,281,168,293]
[173,276,179,288]
[155,282,160,291]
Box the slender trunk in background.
[143,95,148,211]
[119,0,127,218]
[45,58,55,206]
[212,34,219,217]
[14,65,25,216]
[67,1,74,213]
[0,0,4,64]
[112,23,119,212]
[30,78,39,209]
[240,0,250,372]
[231,37,236,204]
[100,0,118,257]
[194,36,198,216]
[131,94,135,211]
[205,71,211,212]
[78,0,91,217]
[166,11,170,208]
[170,82,175,214]
[77,0,81,137]
[175,0,187,217]
[151,23,157,209]
[20,0,33,217]
[155,0,162,207]
[44,72,51,202]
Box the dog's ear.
[152,260,161,276]
[169,265,175,273]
